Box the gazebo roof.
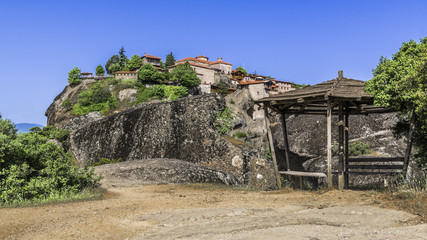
[255,71,395,115]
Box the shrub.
[90,157,123,167]
[332,141,371,156]
[213,107,234,135]
[234,131,247,139]
[134,84,188,104]
[67,67,82,86]
[72,83,118,116]
[62,99,72,109]
[0,119,100,205]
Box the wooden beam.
[403,112,415,177]
[280,112,291,171]
[327,100,333,188]
[263,104,282,189]
[344,107,349,189]
[338,102,344,190]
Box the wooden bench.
[279,171,327,189]
[346,157,404,175]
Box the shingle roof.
[255,71,395,115]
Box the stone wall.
[69,94,277,189]
[193,66,215,85]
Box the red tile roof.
[143,54,162,59]
[81,72,92,75]
[238,80,266,86]
[196,55,208,58]
[211,60,232,65]
[176,57,213,64]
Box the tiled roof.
[143,54,162,59]
[81,72,92,75]
[176,57,213,64]
[238,80,266,86]
[211,60,232,65]
[196,55,208,58]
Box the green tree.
[165,52,176,68]
[105,55,119,74]
[108,63,121,74]
[236,66,248,75]
[217,81,229,95]
[138,64,165,83]
[170,62,201,88]
[95,65,105,76]
[67,67,82,86]
[127,54,142,70]
[118,46,128,69]
[365,37,427,168]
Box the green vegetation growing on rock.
[90,157,123,167]
[67,67,82,86]
[332,141,371,157]
[365,37,427,169]
[134,84,188,104]
[0,115,100,206]
[213,107,234,135]
[72,82,118,116]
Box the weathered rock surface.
[70,94,277,189]
[45,79,95,128]
[63,111,103,131]
[94,158,240,188]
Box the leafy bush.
[332,141,371,156]
[170,61,201,88]
[72,83,118,116]
[67,67,82,86]
[95,65,105,76]
[90,157,123,167]
[213,107,234,135]
[134,84,188,104]
[0,117,100,205]
[62,99,72,109]
[234,131,247,139]
[138,63,165,83]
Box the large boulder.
[70,94,277,189]
[94,158,240,188]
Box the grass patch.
[184,183,258,192]
[0,187,106,208]
[90,157,124,167]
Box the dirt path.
[1,183,426,240]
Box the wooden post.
[327,100,333,188]
[338,102,344,190]
[403,112,415,177]
[263,104,282,189]
[280,112,291,171]
[344,107,349,188]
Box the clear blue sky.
[0,0,426,125]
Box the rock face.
[63,112,103,131]
[94,158,239,188]
[45,80,95,128]
[70,94,277,189]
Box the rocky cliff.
[69,94,277,189]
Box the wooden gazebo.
[256,71,413,189]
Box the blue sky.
[0,0,426,125]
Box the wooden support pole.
[344,107,349,189]
[338,102,344,190]
[327,100,333,188]
[263,104,282,189]
[280,112,291,171]
[403,112,416,177]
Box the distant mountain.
[15,123,44,133]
